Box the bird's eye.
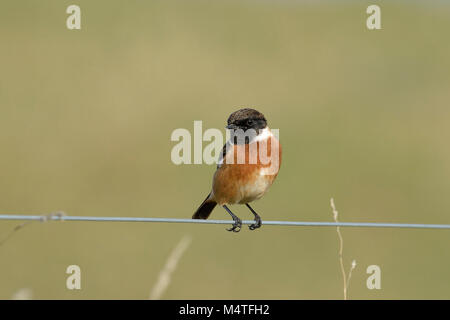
[246,119,254,126]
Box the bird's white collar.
[254,127,273,142]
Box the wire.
[0,214,450,229]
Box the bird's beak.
[226,124,238,130]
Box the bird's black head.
[226,108,267,132]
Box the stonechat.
[192,108,282,232]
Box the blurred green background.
[1,0,450,299]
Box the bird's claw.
[249,216,262,230]
[227,217,242,232]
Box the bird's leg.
[223,205,242,232]
[245,204,262,230]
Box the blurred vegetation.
[0,0,449,299]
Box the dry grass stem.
[149,235,192,300]
[11,288,33,300]
[0,211,65,247]
[330,198,356,300]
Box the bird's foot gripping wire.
[227,216,242,232]
[223,205,242,233]
[249,215,262,230]
[246,203,262,230]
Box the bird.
[192,108,282,232]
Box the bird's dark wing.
[217,141,232,169]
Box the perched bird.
[192,108,282,232]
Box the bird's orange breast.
[211,135,281,205]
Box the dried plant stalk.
[330,198,356,300]
[149,235,192,300]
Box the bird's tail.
[192,193,217,220]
